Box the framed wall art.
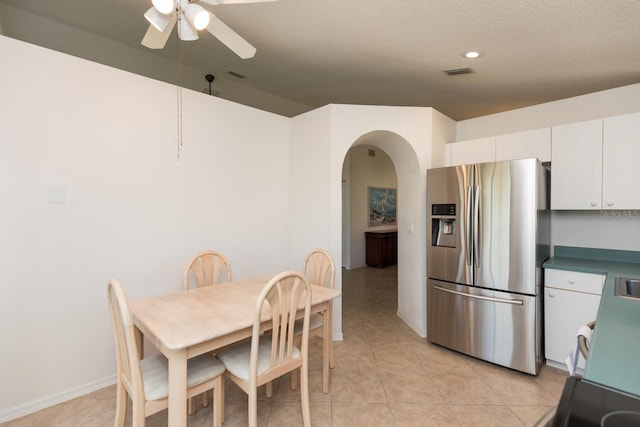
[368,187,397,226]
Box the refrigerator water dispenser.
[431,204,456,248]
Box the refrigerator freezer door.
[474,159,541,295]
[427,165,473,285]
[427,279,541,375]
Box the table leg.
[134,326,144,359]
[167,349,188,427]
[322,305,330,394]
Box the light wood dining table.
[129,274,341,427]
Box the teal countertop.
[543,246,640,396]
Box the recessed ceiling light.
[463,51,482,59]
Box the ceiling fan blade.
[206,13,257,59]
[141,13,177,49]
[201,0,277,5]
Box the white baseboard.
[0,375,116,424]
[397,310,426,338]
[545,359,584,376]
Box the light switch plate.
[48,186,66,204]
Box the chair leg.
[202,390,210,407]
[113,381,127,427]
[300,367,311,427]
[213,377,223,427]
[188,396,197,415]
[131,400,145,427]
[291,368,299,391]
[221,377,225,423]
[266,381,273,398]
[329,340,335,369]
[322,330,330,393]
[248,388,258,427]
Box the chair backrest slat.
[107,279,145,400]
[252,271,311,380]
[184,250,232,290]
[303,249,335,289]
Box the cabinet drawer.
[545,269,604,295]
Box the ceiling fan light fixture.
[144,7,172,31]
[152,0,175,15]
[185,3,210,30]
[178,16,199,40]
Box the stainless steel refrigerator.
[426,158,549,375]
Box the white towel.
[566,324,593,376]
[577,324,593,352]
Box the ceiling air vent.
[228,71,246,79]
[443,67,474,76]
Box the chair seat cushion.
[293,313,324,335]
[217,335,300,381]
[141,353,225,401]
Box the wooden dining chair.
[291,248,336,393]
[182,250,232,412]
[183,250,232,290]
[107,279,225,427]
[217,271,312,427]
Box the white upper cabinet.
[551,119,603,210]
[496,127,551,162]
[449,127,551,167]
[551,112,640,210]
[449,136,495,166]
[602,112,640,209]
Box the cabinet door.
[544,287,601,370]
[603,112,640,209]
[551,119,603,209]
[496,127,551,162]
[450,137,495,166]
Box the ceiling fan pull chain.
[177,87,184,164]
[176,1,185,165]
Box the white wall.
[288,106,340,337]
[552,211,640,252]
[341,153,351,268]
[0,35,292,421]
[290,105,456,338]
[456,83,640,252]
[457,83,640,141]
[346,145,397,269]
[430,108,458,168]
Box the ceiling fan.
[141,0,276,59]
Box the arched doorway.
[339,130,425,337]
[342,145,397,269]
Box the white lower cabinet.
[544,269,604,372]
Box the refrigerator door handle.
[465,185,473,266]
[473,184,480,269]
[433,285,524,305]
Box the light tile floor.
[2,265,568,426]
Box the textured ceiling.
[2,0,640,120]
